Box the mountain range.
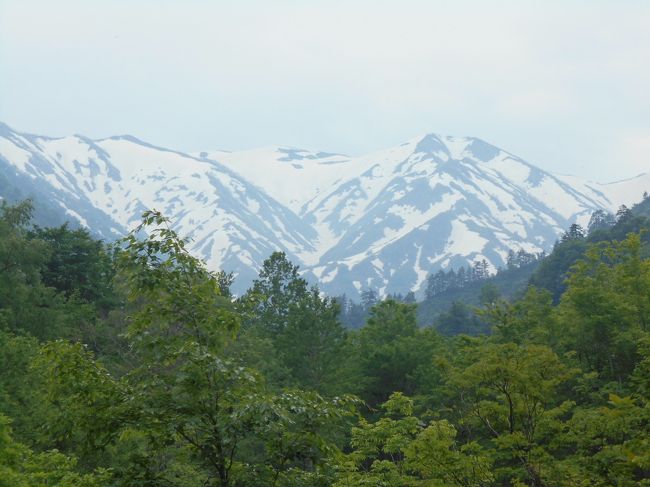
[1,121,648,298]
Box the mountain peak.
[407,133,503,163]
[1,124,646,298]
[105,134,149,145]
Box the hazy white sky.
[1,0,648,182]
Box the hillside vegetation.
[1,199,649,486]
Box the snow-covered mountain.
[1,122,648,297]
[0,123,317,289]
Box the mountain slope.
[296,134,649,297]
[0,123,317,294]
[197,147,354,217]
[1,122,647,298]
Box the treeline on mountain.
[415,253,544,331]
[337,288,417,329]
[338,257,542,330]
[1,198,649,486]
[412,193,650,335]
[530,195,650,301]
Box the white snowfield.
[0,122,647,297]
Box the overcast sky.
[1,1,648,182]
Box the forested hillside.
[408,196,650,336]
[1,199,649,486]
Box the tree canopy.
[1,200,649,486]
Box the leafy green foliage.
[437,300,486,335]
[33,340,128,456]
[335,392,493,486]
[559,233,649,381]
[355,300,433,405]
[0,413,110,487]
[448,343,577,484]
[28,224,115,307]
[117,210,240,355]
[0,330,44,445]
[530,196,650,300]
[243,251,309,336]
[1,202,650,486]
[278,288,347,393]
[241,251,351,395]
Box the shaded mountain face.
[1,122,647,297]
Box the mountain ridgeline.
[1,121,648,298]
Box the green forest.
[1,198,649,486]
